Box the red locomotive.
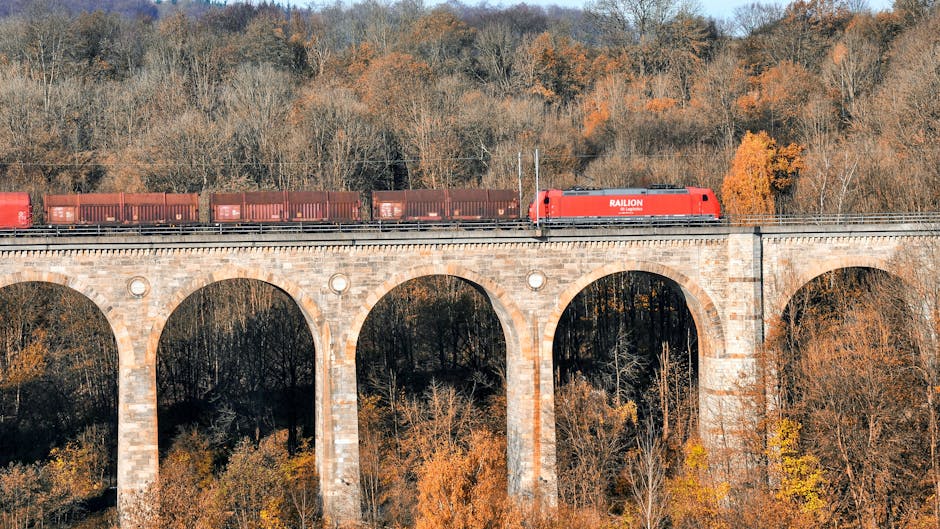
[0,192,32,229]
[529,186,720,223]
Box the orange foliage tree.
[736,61,817,138]
[522,32,592,105]
[405,9,476,74]
[355,52,431,118]
[414,429,518,529]
[721,131,804,216]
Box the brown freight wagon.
[210,191,361,223]
[44,193,199,225]
[372,189,520,221]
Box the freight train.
[0,186,720,230]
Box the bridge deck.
[0,222,938,250]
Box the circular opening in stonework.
[526,270,546,291]
[329,273,349,294]
[127,276,150,298]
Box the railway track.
[0,213,939,238]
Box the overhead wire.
[0,150,721,168]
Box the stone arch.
[346,263,541,499]
[146,267,328,365]
[146,267,337,519]
[544,260,725,360]
[770,256,901,322]
[0,270,136,516]
[0,270,133,365]
[345,263,532,364]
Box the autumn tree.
[473,20,518,93]
[357,383,500,528]
[764,419,828,521]
[667,440,730,529]
[0,461,45,529]
[289,81,388,191]
[237,11,293,70]
[590,0,689,45]
[769,268,932,528]
[736,60,819,139]
[414,430,517,529]
[624,425,669,529]
[157,429,226,529]
[516,32,592,105]
[894,0,939,26]
[0,425,111,529]
[655,14,717,102]
[736,0,853,70]
[554,376,637,510]
[282,440,321,529]
[855,10,940,211]
[356,276,509,527]
[690,49,749,148]
[894,241,940,527]
[218,63,294,189]
[721,130,804,216]
[404,9,476,76]
[822,14,885,122]
[552,272,699,515]
[221,434,292,529]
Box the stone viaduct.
[1,222,938,525]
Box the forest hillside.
[0,0,937,214]
[1,1,940,529]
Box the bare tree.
[589,0,695,46]
[629,422,669,529]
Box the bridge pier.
[318,310,362,524]
[116,315,160,527]
[506,312,558,506]
[700,230,764,472]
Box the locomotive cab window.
[702,194,709,201]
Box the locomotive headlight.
[526,270,546,291]
[329,273,350,294]
[127,276,150,298]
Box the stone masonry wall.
[4,225,928,526]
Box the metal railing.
[1,212,939,238]
[0,219,535,238]
[728,212,940,226]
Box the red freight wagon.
[210,191,360,223]
[372,189,519,221]
[0,192,32,229]
[529,186,720,223]
[44,193,199,225]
